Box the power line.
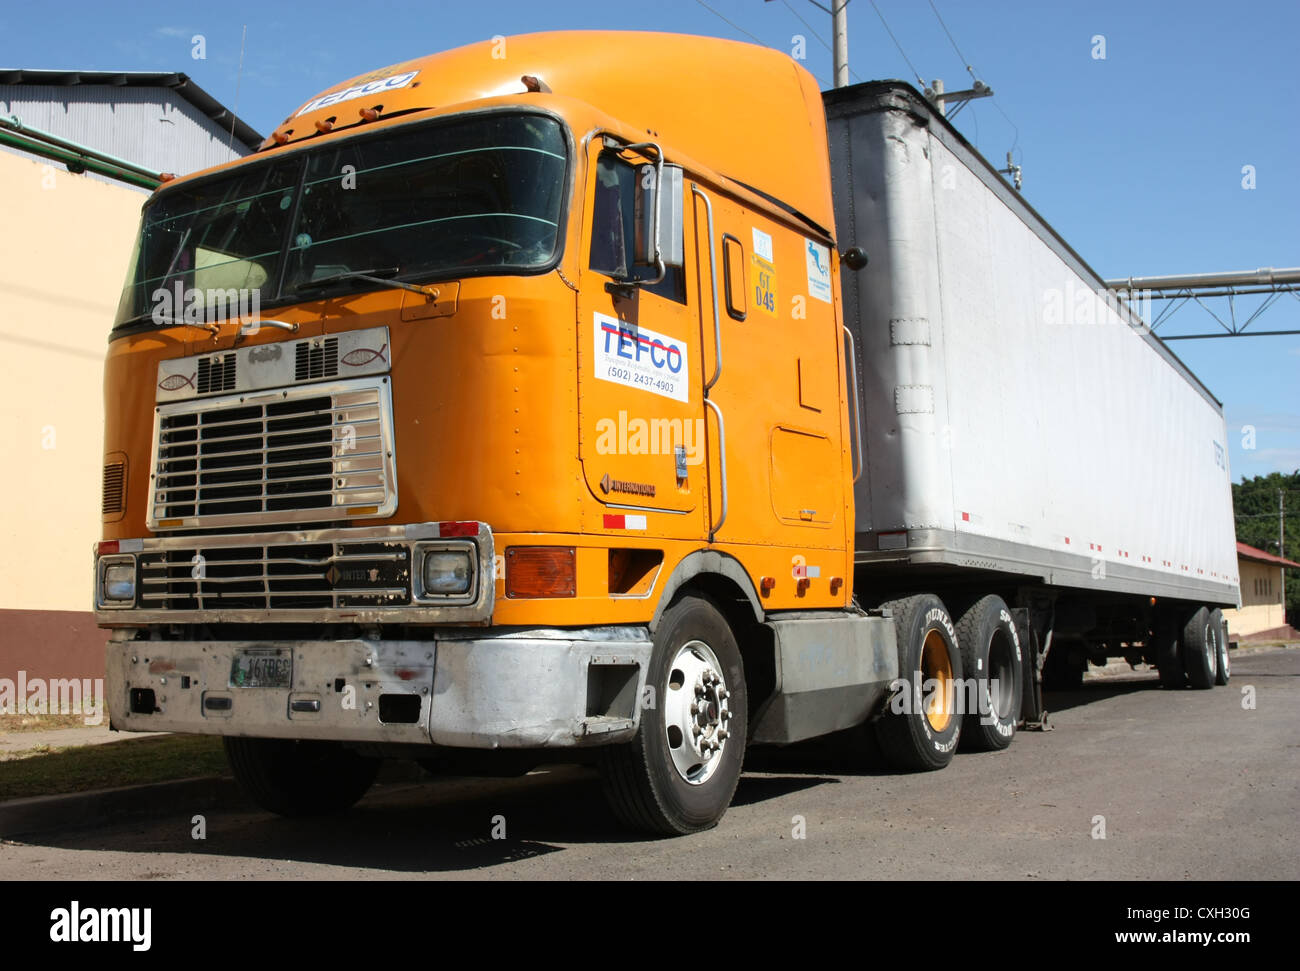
[693,0,769,47]
[927,0,978,82]
[867,0,925,88]
[778,0,864,83]
[924,1,1023,165]
[782,0,833,54]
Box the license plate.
[230,648,292,689]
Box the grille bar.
[136,540,412,610]
[148,377,396,530]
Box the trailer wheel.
[955,596,1022,751]
[598,593,747,836]
[1154,612,1186,689]
[1211,608,1230,685]
[874,594,963,771]
[1182,606,1217,689]
[223,737,379,817]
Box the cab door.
[576,140,706,534]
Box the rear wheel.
[599,594,747,835]
[1182,606,1217,689]
[955,596,1023,752]
[875,594,963,771]
[223,737,379,817]
[1210,608,1230,685]
[1154,611,1186,689]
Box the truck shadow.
[1043,677,1164,713]
[17,764,839,874]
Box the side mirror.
[632,160,684,282]
[840,246,869,271]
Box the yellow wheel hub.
[921,630,954,733]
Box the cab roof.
[267,30,833,233]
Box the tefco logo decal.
[295,70,419,117]
[592,313,689,403]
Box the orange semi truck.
[95,32,1239,834]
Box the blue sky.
[2,0,1296,478]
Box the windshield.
[114,112,569,328]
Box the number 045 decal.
[592,313,690,403]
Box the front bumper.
[107,626,653,749]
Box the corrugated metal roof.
[0,70,261,148]
[0,69,263,177]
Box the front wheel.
[599,594,747,836]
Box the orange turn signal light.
[359,106,380,122]
[314,117,334,133]
[505,547,576,598]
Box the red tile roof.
[1237,541,1300,569]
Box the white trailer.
[823,81,1239,727]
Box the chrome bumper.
[107,627,653,749]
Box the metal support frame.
[1106,267,1300,340]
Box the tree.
[1232,470,1300,625]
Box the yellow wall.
[0,149,145,612]
[1225,558,1288,636]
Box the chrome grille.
[149,376,396,530]
[137,540,411,610]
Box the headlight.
[420,548,473,596]
[97,555,136,606]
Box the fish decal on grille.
[158,372,196,392]
[341,343,387,367]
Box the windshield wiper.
[294,267,437,296]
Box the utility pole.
[767,0,851,88]
[832,0,850,88]
[1281,489,1286,560]
[924,77,993,119]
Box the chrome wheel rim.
[663,639,732,785]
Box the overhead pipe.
[0,114,163,188]
[1105,267,1300,293]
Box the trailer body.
[826,82,1239,608]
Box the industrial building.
[0,70,260,685]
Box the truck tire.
[874,594,963,771]
[599,593,747,836]
[1182,606,1217,690]
[223,737,379,817]
[955,595,1022,752]
[1154,612,1186,689]
[1211,608,1230,685]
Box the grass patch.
[0,712,107,734]
[0,734,228,800]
